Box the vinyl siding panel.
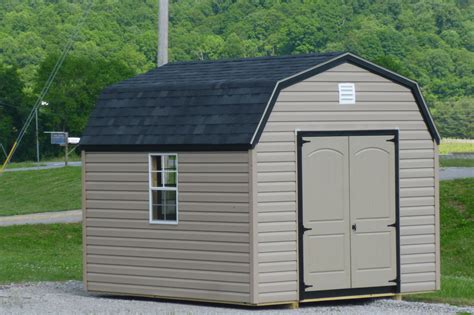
[254,62,438,303]
[87,282,250,303]
[83,151,251,304]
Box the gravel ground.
[0,281,473,315]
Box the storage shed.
[80,52,441,306]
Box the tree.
[0,65,32,161]
[0,0,472,161]
[34,54,136,157]
[431,97,474,139]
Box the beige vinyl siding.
[254,62,438,303]
[83,151,252,304]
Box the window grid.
[148,153,178,224]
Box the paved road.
[0,210,81,227]
[1,281,472,315]
[4,161,81,172]
[440,167,474,180]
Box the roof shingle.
[80,52,343,147]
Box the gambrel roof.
[80,52,440,150]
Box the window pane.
[163,155,176,170]
[152,156,162,171]
[163,171,177,187]
[151,171,176,187]
[151,171,162,187]
[151,190,177,221]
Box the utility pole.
[157,0,168,67]
[35,101,48,163]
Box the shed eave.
[79,143,252,152]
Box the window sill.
[149,220,179,225]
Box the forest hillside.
[0,0,472,160]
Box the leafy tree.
[34,54,135,158]
[0,0,473,161]
[431,98,474,139]
[0,65,33,161]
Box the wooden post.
[288,302,299,309]
[157,0,168,67]
[64,132,69,167]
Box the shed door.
[301,135,397,292]
[349,136,397,288]
[302,137,351,291]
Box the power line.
[0,144,7,159]
[0,1,93,174]
[0,100,17,109]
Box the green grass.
[6,154,81,169]
[440,158,474,167]
[440,139,474,154]
[406,178,474,306]
[0,167,81,216]
[0,223,82,283]
[46,153,81,162]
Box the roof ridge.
[162,51,345,67]
[106,78,277,92]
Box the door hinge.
[301,139,310,145]
[302,226,312,233]
[387,222,397,228]
[388,278,398,283]
[303,283,313,290]
[386,137,396,143]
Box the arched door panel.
[302,137,351,291]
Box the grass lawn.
[440,158,474,167]
[439,139,474,154]
[0,167,81,216]
[405,178,474,306]
[6,154,81,169]
[0,223,82,283]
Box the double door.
[301,134,397,293]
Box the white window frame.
[338,83,356,104]
[148,153,179,224]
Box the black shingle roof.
[80,52,441,149]
[80,52,344,148]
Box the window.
[149,154,178,224]
[338,83,356,104]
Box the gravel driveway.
[1,281,473,315]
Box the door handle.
[352,223,357,231]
